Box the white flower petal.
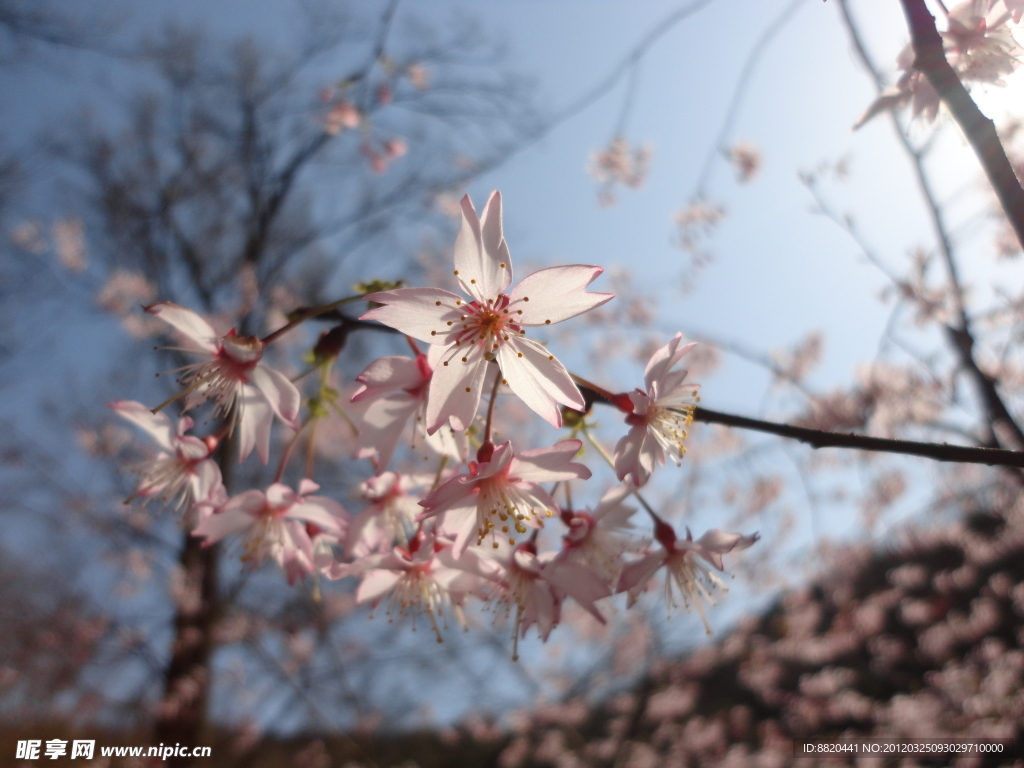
[510,439,590,483]
[237,385,273,464]
[351,356,423,402]
[425,349,488,433]
[643,333,696,392]
[144,302,218,353]
[509,265,613,326]
[110,400,176,452]
[360,288,464,344]
[453,192,510,302]
[496,337,584,427]
[356,569,404,605]
[354,392,419,470]
[613,423,661,487]
[250,364,301,426]
[192,508,255,543]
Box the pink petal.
[298,478,321,496]
[526,583,558,640]
[473,440,516,480]
[110,400,176,452]
[192,507,255,543]
[288,501,344,534]
[345,508,389,558]
[419,473,478,516]
[144,302,218,353]
[613,423,660,487]
[351,356,423,402]
[177,435,210,461]
[509,265,613,326]
[360,288,464,344]
[237,385,273,464]
[591,483,635,525]
[616,550,666,597]
[189,459,223,502]
[453,191,511,303]
[496,338,584,427]
[353,392,419,470]
[544,561,610,623]
[265,483,296,508]
[643,333,696,392]
[439,500,481,559]
[695,530,760,570]
[222,488,267,515]
[425,350,488,433]
[511,439,590,483]
[250,364,301,426]
[356,569,404,605]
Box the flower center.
[432,294,527,360]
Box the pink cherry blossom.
[943,0,1022,84]
[419,439,592,558]
[618,521,759,634]
[111,400,221,513]
[324,531,481,642]
[462,540,610,660]
[145,302,301,464]
[360,191,613,432]
[558,483,640,586]
[324,101,360,134]
[613,333,701,487]
[350,346,464,470]
[345,471,431,557]
[193,479,347,577]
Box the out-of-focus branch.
[837,0,1024,451]
[898,0,1024,251]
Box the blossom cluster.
[856,0,1024,129]
[112,190,757,654]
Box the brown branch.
[898,0,1024,251]
[838,0,1024,452]
[577,384,1024,468]
[692,406,1024,467]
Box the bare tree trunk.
[152,538,219,765]
[152,436,231,765]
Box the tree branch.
[898,0,1024,251]
[838,0,1024,451]
[691,405,1024,467]
[578,384,1024,468]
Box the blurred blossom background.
[3,0,1024,765]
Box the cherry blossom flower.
[854,45,940,129]
[145,302,301,463]
[587,137,651,206]
[418,439,591,557]
[111,400,221,513]
[618,521,759,634]
[324,530,481,642]
[558,483,640,586]
[612,333,701,487]
[726,142,762,184]
[345,471,432,557]
[856,3,1021,130]
[325,101,360,134]
[193,480,347,577]
[350,346,464,469]
[360,191,614,432]
[463,539,611,660]
[943,0,1022,84]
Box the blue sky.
[4,0,1021,725]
